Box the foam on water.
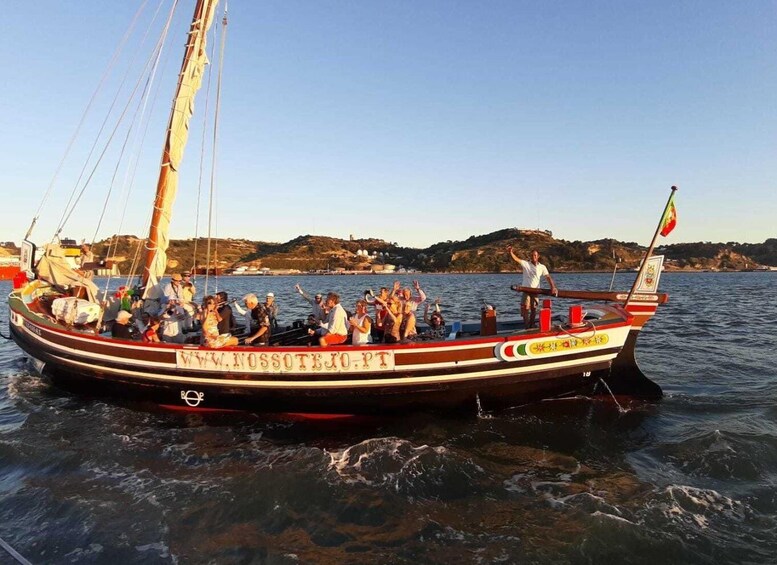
[327,436,448,487]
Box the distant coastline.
[3,229,776,276]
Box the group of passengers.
[109,271,196,343]
[110,273,445,348]
[294,280,445,347]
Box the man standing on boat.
[507,247,557,329]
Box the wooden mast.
[141,0,219,291]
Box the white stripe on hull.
[41,349,618,389]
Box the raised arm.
[295,283,314,306]
[375,297,398,322]
[506,245,522,264]
[391,280,401,299]
[232,300,247,315]
[412,280,426,304]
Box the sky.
[1,0,775,249]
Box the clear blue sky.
[1,0,775,249]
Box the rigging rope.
[90,0,173,247]
[55,0,180,241]
[108,6,179,293]
[204,4,229,297]
[95,0,176,297]
[191,5,221,280]
[24,0,151,242]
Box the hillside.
[73,230,777,274]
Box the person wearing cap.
[179,271,197,330]
[294,284,326,323]
[161,273,185,308]
[111,310,138,341]
[181,272,196,303]
[161,272,197,332]
[264,292,279,330]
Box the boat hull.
[8,292,634,414]
[25,352,613,414]
[0,265,20,280]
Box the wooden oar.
[510,285,669,304]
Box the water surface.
[1,273,776,563]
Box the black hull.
[594,330,663,401]
[36,360,611,415]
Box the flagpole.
[624,186,678,305]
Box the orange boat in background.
[0,257,20,280]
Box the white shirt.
[322,304,348,336]
[351,314,373,345]
[161,305,185,337]
[519,259,550,288]
[232,301,255,334]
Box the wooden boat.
[6,0,674,415]
[0,262,20,281]
[0,251,21,281]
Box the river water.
[1,272,776,563]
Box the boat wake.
[327,437,448,488]
[327,436,494,501]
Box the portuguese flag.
[660,193,677,237]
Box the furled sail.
[36,243,100,302]
[142,0,219,295]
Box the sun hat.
[171,273,182,281]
